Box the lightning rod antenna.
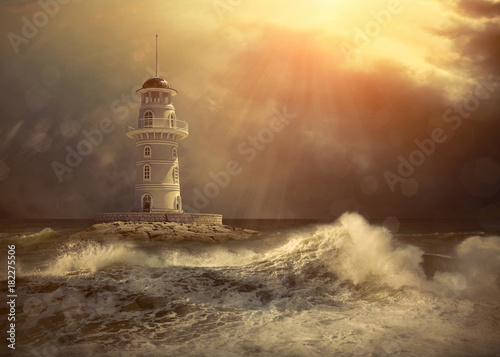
[155,34,158,78]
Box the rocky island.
[72,221,260,243]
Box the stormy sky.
[0,0,499,224]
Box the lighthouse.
[94,36,222,224]
[126,75,188,212]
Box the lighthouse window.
[144,111,153,127]
[144,164,151,180]
[173,166,179,184]
[172,147,177,159]
[144,146,151,158]
[151,91,160,103]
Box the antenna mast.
[155,34,158,77]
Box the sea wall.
[94,212,223,224]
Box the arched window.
[142,194,152,212]
[173,166,179,184]
[144,111,153,127]
[172,147,177,160]
[144,164,151,181]
[144,146,151,158]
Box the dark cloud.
[187,22,499,220]
[457,0,500,18]
[0,1,499,223]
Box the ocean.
[0,213,499,357]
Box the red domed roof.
[141,77,172,89]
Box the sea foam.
[38,213,500,299]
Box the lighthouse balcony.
[127,118,189,136]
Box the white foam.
[161,246,263,268]
[329,212,426,289]
[17,228,60,246]
[45,241,164,275]
[454,235,500,296]
[14,213,500,356]
[38,213,500,300]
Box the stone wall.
[94,212,223,225]
[165,213,223,224]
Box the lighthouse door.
[142,194,152,212]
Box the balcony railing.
[127,118,189,134]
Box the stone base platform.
[94,212,223,225]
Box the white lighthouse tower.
[126,39,188,212]
[126,77,187,212]
[94,37,222,225]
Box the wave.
[452,235,500,297]
[34,213,500,299]
[44,240,165,275]
[329,214,499,298]
[1,227,59,241]
[0,227,60,251]
[10,215,500,357]
[22,227,59,239]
